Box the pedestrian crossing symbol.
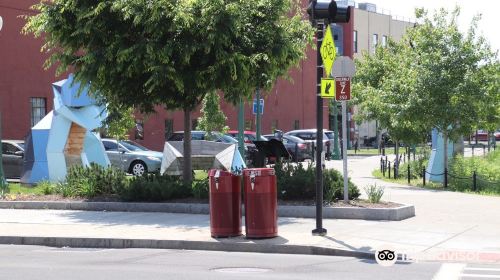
[321,78,335,98]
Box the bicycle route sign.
[320,24,336,77]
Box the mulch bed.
[1,194,402,208]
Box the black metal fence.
[380,157,500,191]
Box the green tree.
[355,7,498,171]
[354,41,427,170]
[476,61,500,148]
[405,7,497,169]
[104,105,136,140]
[24,0,313,184]
[197,91,228,139]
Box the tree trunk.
[183,108,192,185]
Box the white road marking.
[465,268,500,272]
[432,263,466,280]
[461,274,500,278]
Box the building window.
[30,97,47,127]
[135,119,144,140]
[165,119,174,141]
[353,30,358,53]
[191,119,198,130]
[382,35,388,48]
[372,34,378,53]
[293,120,300,130]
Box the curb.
[0,236,374,260]
[0,201,415,221]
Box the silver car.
[101,139,163,176]
[284,129,337,158]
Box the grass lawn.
[372,169,500,197]
[2,182,48,195]
[347,148,394,155]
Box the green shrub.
[192,178,209,199]
[449,150,500,193]
[58,164,127,198]
[274,161,360,201]
[364,183,384,203]
[119,173,191,202]
[37,180,55,195]
[323,168,360,201]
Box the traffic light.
[307,1,351,23]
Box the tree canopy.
[354,7,498,168]
[24,0,314,183]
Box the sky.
[362,0,500,53]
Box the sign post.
[253,91,263,140]
[332,56,356,203]
[0,112,7,194]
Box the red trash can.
[208,169,242,238]
[243,168,278,238]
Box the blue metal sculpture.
[21,75,110,184]
[426,129,454,183]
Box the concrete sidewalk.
[2,155,499,263]
[1,208,500,263]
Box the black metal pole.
[407,165,411,185]
[444,168,448,188]
[312,2,326,236]
[422,168,426,186]
[473,171,477,192]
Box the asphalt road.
[0,245,443,280]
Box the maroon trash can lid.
[243,168,276,177]
[208,169,234,177]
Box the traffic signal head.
[307,1,351,23]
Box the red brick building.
[1,0,356,151]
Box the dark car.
[226,130,268,143]
[1,140,25,179]
[168,131,238,143]
[263,134,312,162]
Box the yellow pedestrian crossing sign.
[320,25,336,76]
[321,78,335,98]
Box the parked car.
[226,130,268,143]
[168,131,256,166]
[101,139,163,176]
[1,140,25,179]
[263,134,312,162]
[471,130,500,141]
[284,129,335,158]
[168,131,239,144]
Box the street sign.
[335,77,351,101]
[320,25,336,77]
[320,78,335,98]
[252,98,264,115]
[332,56,356,78]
